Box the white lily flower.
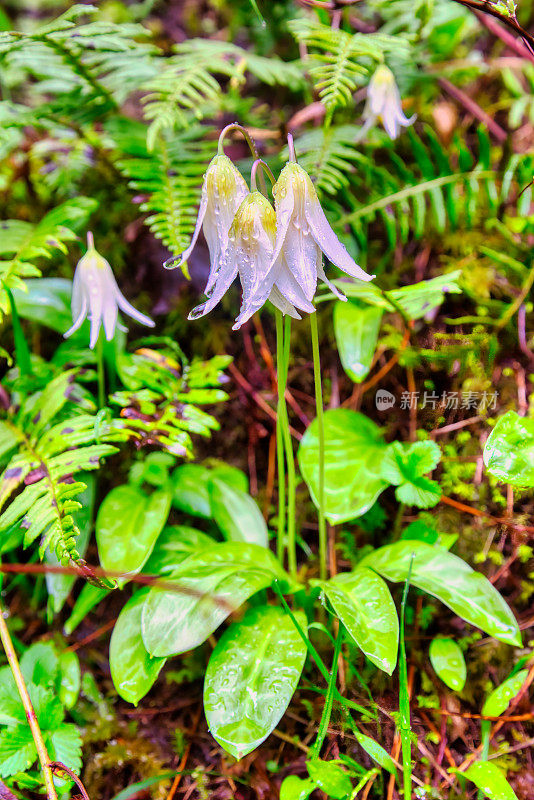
[270,158,374,303]
[64,233,154,349]
[189,190,314,330]
[164,154,248,297]
[363,65,413,140]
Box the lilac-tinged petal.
[274,258,316,313]
[188,260,238,320]
[115,288,155,328]
[267,286,302,320]
[165,189,208,271]
[271,178,295,266]
[304,191,374,282]
[64,295,88,339]
[317,258,348,301]
[102,293,118,341]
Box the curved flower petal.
[267,286,302,320]
[316,258,347,301]
[115,287,155,329]
[273,257,316,313]
[166,187,208,271]
[304,189,374,282]
[188,258,238,320]
[64,295,88,339]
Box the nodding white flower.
[270,159,374,303]
[363,65,413,140]
[164,154,248,296]
[64,233,154,349]
[189,190,315,330]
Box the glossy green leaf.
[298,410,389,523]
[429,637,466,691]
[110,590,166,706]
[142,543,296,657]
[58,650,81,710]
[96,485,171,585]
[314,568,398,674]
[12,278,72,333]
[209,462,249,493]
[353,729,397,774]
[482,669,528,717]
[209,478,268,548]
[171,463,212,517]
[361,541,521,646]
[484,411,534,487]
[465,761,518,800]
[325,272,462,320]
[333,300,382,383]
[143,526,214,575]
[63,583,110,635]
[306,760,352,799]
[204,605,307,759]
[280,775,315,800]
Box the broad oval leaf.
[143,525,214,575]
[484,411,534,487]
[204,605,307,759]
[12,278,72,333]
[353,729,397,774]
[142,543,296,657]
[63,583,110,635]
[280,775,315,800]
[209,478,268,547]
[360,542,521,647]
[298,409,389,523]
[96,485,171,585]
[313,568,398,674]
[482,669,528,718]
[306,760,352,799]
[429,637,466,691]
[333,300,382,383]
[465,761,518,800]
[110,590,166,706]
[171,464,212,518]
[58,650,81,710]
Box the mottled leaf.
[429,637,466,691]
[313,568,398,674]
[361,541,521,646]
[204,605,307,759]
[298,409,388,523]
[110,590,166,705]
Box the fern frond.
[175,39,305,89]
[142,59,222,150]
[111,347,231,457]
[0,4,157,107]
[108,119,213,260]
[0,198,97,320]
[288,18,408,112]
[337,126,534,251]
[0,372,118,566]
[290,125,370,195]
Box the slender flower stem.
[399,558,414,799]
[310,312,327,581]
[96,332,106,409]
[275,313,286,565]
[250,159,276,193]
[275,310,297,578]
[0,605,58,800]
[217,122,260,160]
